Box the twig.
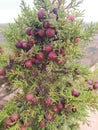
[64,2,73,10]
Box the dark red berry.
[93,83,98,89]
[43,21,50,28]
[53,105,59,113]
[88,85,93,90]
[5,118,12,127]
[26,93,33,101]
[15,42,22,49]
[74,37,80,43]
[20,127,27,130]
[36,52,44,61]
[45,45,53,53]
[87,79,93,85]
[38,29,45,37]
[32,97,38,104]
[45,98,52,105]
[25,60,32,68]
[25,27,31,35]
[72,89,80,97]
[0,68,5,76]
[38,8,45,20]
[57,103,64,110]
[48,51,57,61]
[10,113,19,122]
[46,28,55,38]
[40,121,46,127]
[45,113,53,121]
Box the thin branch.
[64,2,73,10]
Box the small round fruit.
[15,42,22,49]
[32,97,38,104]
[53,106,59,113]
[0,68,5,76]
[38,8,45,20]
[5,118,12,127]
[25,60,32,68]
[45,113,53,121]
[57,103,64,110]
[88,85,93,91]
[74,37,80,43]
[25,120,31,127]
[93,83,98,89]
[72,89,80,97]
[46,28,55,38]
[26,93,33,101]
[45,98,52,105]
[87,79,93,85]
[36,52,44,61]
[43,21,50,28]
[48,51,57,61]
[38,29,45,37]
[20,127,27,130]
[67,15,75,21]
[29,36,36,45]
[40,121,46,127]
[25,27,31,35]
[45,45,53,53]
[21,41,28,50]
[57,59,65,65]
[10,113,19,122]
[53,8,58,15]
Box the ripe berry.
[24,120,31,127]
[38,8,45,20]
[74,37,80,43]
[15,42,22,49]
[72,89,80,97]
[53,105,59,113]
[43,21,50,28]
[32,97,38,104]
[88,85,93,91]
[87,79,93,85]
[48,51,57,61]
[31,57,36,63]
[60,47,65,54]
[20,127,27,130]
[45,98,52,105]
[25,27,31,35]
[25,60,32,68]
[66,81,73,87]
[10,113,19,122]
[45,45,53,53]
[0,68,5,76]
[57,59,65,65]
[30,29,35,36]
[40,121,46,127]
[29,36,36,45]
[36,52,44,61]
[46,28,55,38]
[38,29,45,37]
[5,118,12,127]
[45,113,53,121]
[53,8,58,15]
[67,15,75,21]
[57,103,64,110]
[21,41,29,50]
[93,83,98,89]
[26,93,33,101]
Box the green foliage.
[0,0,98,130]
